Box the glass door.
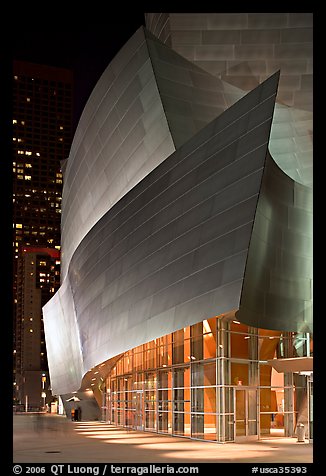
[235,388,258,441]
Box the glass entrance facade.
[104,315,311,443]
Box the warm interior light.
[203,319,212,334]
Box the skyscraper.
[15,247,61,408]
[13,60,73,408]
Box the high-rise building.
[15,247,61,408]
[43,23,313,443]
[12,60,73,408]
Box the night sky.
[12,16,146,131]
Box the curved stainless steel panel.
[44,71,279,394]
[145,13,313,188]
[236,151,313,332]
[42,277,83,394]
[61,26,247,281]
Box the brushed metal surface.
[44,69,279,394]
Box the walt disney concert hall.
[43,14,313,443]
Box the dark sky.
[12,17,146,131]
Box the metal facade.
[145,13,313,187]
[43,25,312,396]
[60,27,245,280]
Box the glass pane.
[184,412,191,436]
[145,373,156,390]
[203,318,217,359]
[191,387,204,413]
[219,414,234,442]
[224,386,234,414]
[247,389,257,436]
[145,395,155,411]
[191,413,204,439]
[125,408,134,427]
[158,401,171,412]
[191,322,203,361]
[157,370,171,389]
[173,411,184,435]
[192,363,204,387]
[174,368,185,388]
[204,386,216,414]
[235,389,246,436]
[204,413,217,441]
[173,329,184,364]
[144,347,156,369]
[204,361,216,386]
[134,391,143,430]
[145,411,156,430]
[217,358,231,385]
[134,352,143,371]
[158,389,172,402]
[174,387,184,402]
[231,362,249,386]
[158,412,172,433]
[123,353,133,373]
[231,333,249,359]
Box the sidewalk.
[13,414,313,464]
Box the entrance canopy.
[268,357,313,373]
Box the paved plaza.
[13,413,313,464]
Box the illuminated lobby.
[98,316,312,442]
